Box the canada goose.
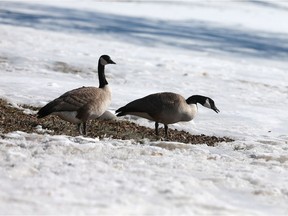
[116,93,219,138]
[37,55,116,135]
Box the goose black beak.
[213,107,220,113]
[109,59,116,64]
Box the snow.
[1,0,288,215]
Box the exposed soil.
[0,99,234,146]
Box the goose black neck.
[186,95,206,105]
[98,63,108,88]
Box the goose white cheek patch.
[100,58,108,65]
[203,99,211,109]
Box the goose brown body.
[117,93,197,124]
[38,86,111,123]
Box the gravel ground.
[0,99,233,145]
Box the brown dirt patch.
[0,99,234,146]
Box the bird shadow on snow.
[1,2,288,60]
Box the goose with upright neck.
[116,92,219,138]
[37,55,116,135]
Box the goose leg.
[77,122,87,135]
[77,123,83,135]
[83,122,87,135]
[164,125,169,138]
[155,122,159,136]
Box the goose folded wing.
[119,94,167,115]
[51,87,98,112]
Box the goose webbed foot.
[77,122,87,135]
[160,136,169,141]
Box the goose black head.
[202,97,220,113]
[100,55,116,65]
[186,95,220,113]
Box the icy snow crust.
[0,1,288,215]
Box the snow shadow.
[1,2,288,60]
[248,0,288,11]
